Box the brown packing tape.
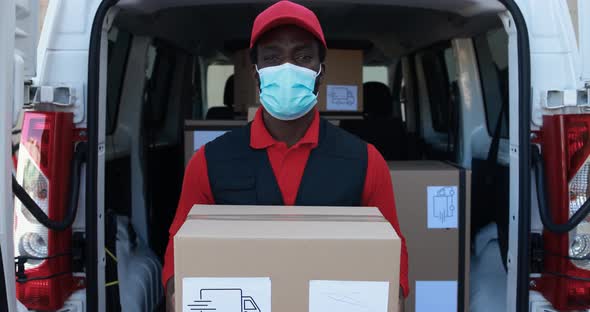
[187,214,387,222]
[188,205,384,216]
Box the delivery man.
[163,1,408,310]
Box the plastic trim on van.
[88,1,120,312]
[495,1,532,311]
[0,245,8,312]
[459,167,467,311]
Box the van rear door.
[578,0,590,82]
[0,246,7,312]
[0,0,39,311]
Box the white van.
[1,0,589,311]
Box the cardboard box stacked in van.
[174,205,400,312]
[389,161,471,312]
[233,49,364,113]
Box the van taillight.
[536,114,590,310]
[13,112,82,310]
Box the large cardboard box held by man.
[174,205,400,312]
[389,161,471,312]
[233,49,364,113]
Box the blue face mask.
[256,63,321,121]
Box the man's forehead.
[256,25,317,47]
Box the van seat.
[206,75,234,120]
[341,82,407,160]
[470,223,507,312]
[114,215,163,311]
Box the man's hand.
[166,277,175,312]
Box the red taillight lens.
[566,119,590,181]
[13,112,78,310]
[537,114,590,310]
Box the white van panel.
[1,0,38,310]
[452,39,488,167]
[111,36,152,244]
[15,0,38,79]
[1,1,16,311]
[502,6,520,312]
[578,0,590,82]
[36,0,102,126]
[516,0,581,126]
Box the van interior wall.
[106,1,506,243]
[104,5,509,309]
[105,32,190,261]
[111,2,502,158]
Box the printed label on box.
[427,186,458,229]
[183,277,270,312]
[415,281,457,312]
[326,85,358,111]
[309,280,389,312]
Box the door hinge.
[541,89,590,109]
[30,84,85,123]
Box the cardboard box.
[233,49,364,113]
[317,49,364,113]
[389,161,471,312]
[175,205,400,312]
[232,49,259,113]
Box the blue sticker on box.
[415,281,457,312]
[427,186,458,229]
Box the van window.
[421,44,457,133]
[363,66,389,86]
[474,28,509,138]
[207,64,234,108]
[106,28,132,135]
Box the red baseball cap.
[250,1,327,48]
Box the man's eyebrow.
[258,44,282,52]
[293,44,313,53]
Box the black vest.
[205,119,368,206]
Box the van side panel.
[36,0,102,127]
[0,1,17,311]
[515,0,581,126]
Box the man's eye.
[295,55,313,63]
[263,55,280,62]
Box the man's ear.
[318,63,326,85]
[314,63,326,94]
[251,64,261,91]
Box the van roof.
[116,0,505,17]
[113,1,503,62]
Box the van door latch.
[29,84,85,123]
[542,89,590,108]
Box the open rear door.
[579,0,590,83]
[0,245,8,312]
[0,0,39,311]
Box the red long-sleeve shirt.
[162,108,409,296]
